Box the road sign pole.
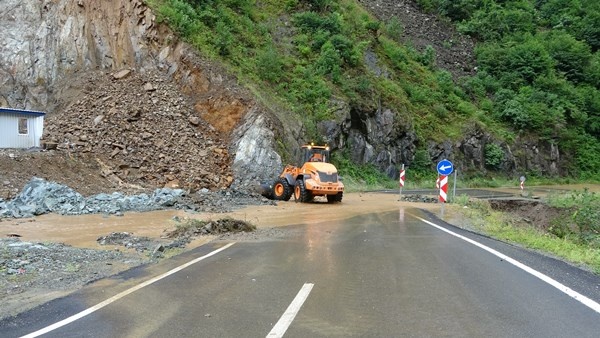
[452,169,458,203]
[441,201,445,218]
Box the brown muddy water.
[1,186,598,249]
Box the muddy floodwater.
[1,185,599,249]
[1,193,423,248]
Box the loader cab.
[301,144,330,164]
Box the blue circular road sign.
[437,159,454,176]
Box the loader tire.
[273,177,292,201]
[327,192,343,203]
[294,179,313,203]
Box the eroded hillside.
[0,0,284,198]
[357,0,476,78]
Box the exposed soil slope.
[1,69,234,199]
[358,0,476,78]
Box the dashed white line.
[415,215,600,314]
[267,283,314,338]
[21,242,236,338]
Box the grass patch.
[451,198,600,274]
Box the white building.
[0,108,46,148]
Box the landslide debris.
[42,69,234,193]
[0,177,275,219]
[96,218,257,257]
[165,217,256,238]
[0,177,189,218]
[358,0,476,79]
[0,237,148,320]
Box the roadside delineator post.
[439,174,448,218]
[439,175,448,203]
[399,164,405,201]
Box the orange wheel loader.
[261,144,344,203]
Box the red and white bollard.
[439,175,448,203]
[399,169,405,188]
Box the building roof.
[0,107,46,117]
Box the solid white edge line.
[415,216,600,314]
[21,242,236,338]
[267,283,315,338]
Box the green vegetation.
[417,0,600,179]
[146,0,600,183]
[547,189,600,248]
[453,194,600,274]
[147,0,490,165]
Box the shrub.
[419,45,436,68]
[256,47,285,83]
[541,31,592,83]
[476,36,555,88]
[572,189,600,247]
[383,16,404,42]
[330,34,360,66]
[411,148,432,171]
[460,2,536,41]
[293,11,342,36]
[435,0,483,22]
[484,143,504,169]
[550,189,600,247]
[158,0,202,38]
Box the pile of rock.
[0,177,190,218]
[402,194,438,203]
[96,232,177,254]
[42,69,233,192]
[0,238,147,291]
[0,177,275,218]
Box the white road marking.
[267,283,314,338]
[21,242,236,338]
[416,216,600,314]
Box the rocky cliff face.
[0,0,564,193]
[1,0,156,108]
[0,0,283,191]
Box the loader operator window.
[310,153,323,162]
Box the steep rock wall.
[0,0,282,188]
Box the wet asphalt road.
[3,207,600,337]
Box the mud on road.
[0,192,420,320]
[2,186,599,321]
